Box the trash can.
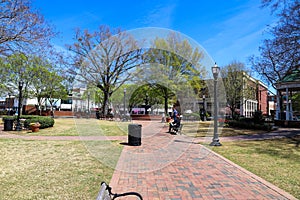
[128,124,142,146]
[4,118,14,131]
[96,111,100,119]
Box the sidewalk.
[0,132,127,141]
[109,122,297,200]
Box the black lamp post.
[8,93,11,111]
[87,91,90,118]
[203,95,206,121]
[210,63,222,146]
[15,81,24,131]
[123,88,126,120]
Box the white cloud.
[202,2,276,66]
[139,3,177,27]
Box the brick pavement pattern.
[109,122,297,200]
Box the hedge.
[2,115,54,129]
[227,120,272,131]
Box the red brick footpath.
[109,122,297,200]
[0,123,298,199]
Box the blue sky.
[33,0,275,68]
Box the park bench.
[170,123,183,135]
[96,182,143,200]
[105,114,114,121]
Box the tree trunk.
[50,104,55,118]
[164,96,168,116]
[48,98,56,118]
[101,92,110,116]
[39,105,42,116]
[230,107,235,119]
[37,97,42,116]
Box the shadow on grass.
[286,135,300,147]
[239,136,300,160]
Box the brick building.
[256,80,269,115]
[233,72,269,117]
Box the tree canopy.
[0,53,68,115]
[139,32,207,114]
[0,0,55,56]
[68,25,142,115]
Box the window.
[61,99,72,104]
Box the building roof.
[276,67,300,91]
[280,69,300,83]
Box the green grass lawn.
[0,118,127,199]
[209,136,300,199]
[74,118,129,137]
[0,139,116,200]
[3,118,130,136]
[183,121,267,137]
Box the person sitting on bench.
[168,105,180,133]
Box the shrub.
[253,110,264,124]
[3,115,54,129]
[23,116,54,129]
[2,116,16,121]
[227,120,272,131]
[0,110,8,115]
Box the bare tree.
[251,0,300,88]
[221,61,254,119]
[261,0,289,14]
[0,0,55,56]
[68,25,142,115]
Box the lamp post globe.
[212,63,220,79]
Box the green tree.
[128,84,168,111]
[0,53,46,115]
[27,57,51,115]
[0,53,32,100]
[141,32,206,114]
[27,57,68,116]
[44,71,68,117]
[292,93,300,113]
[0,53,68,116]
[134,63,177,115]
